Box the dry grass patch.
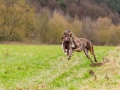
[86,46,120,90]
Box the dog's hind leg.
[90,47,97,62]
[84,48,93,63]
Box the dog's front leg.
[67,45,69,56]
[67,46,73,60]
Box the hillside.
[0,0,120,45]
[33,0,120,24]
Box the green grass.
[0,44,116,90]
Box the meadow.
[0,44,120,90]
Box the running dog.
[61,30,97,63]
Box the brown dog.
[61,30,97,63]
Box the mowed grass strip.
[0,44,115,90]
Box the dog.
[61,30,97,63]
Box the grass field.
[0,44,120,90]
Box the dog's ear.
[66,29,74,37]
[70,32,74,37]
[68,30,70,32]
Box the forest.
[0,0,120,45]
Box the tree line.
[0,0,120,45]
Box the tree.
[0,0,37,41]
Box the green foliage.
[37,0,42,2]
[95,0,120,13]
[57,0,66,8]
[106,0,120,13]
[95,0,101,3]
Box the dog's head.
[61,30,74,39]
[63,36,70,42]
